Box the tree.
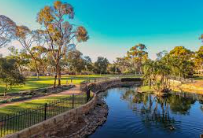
[194,46,203,72]
[8,46,29,74]
[143,59,171,92]
[0,57,25,96]
[94,57,109,74]
[67,50,85,74]
[115,57,132,74]
[15,26,45,79]
[27,46,48,77]
[126,43,148,74]
[0,15,16,47]
[168,46,194,78]
[107,63,121,74]
[37,1,89,87]
[83,56,93,74]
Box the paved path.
[0,85,83,108]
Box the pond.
[89,87,203,138]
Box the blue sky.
[0,0,203,62]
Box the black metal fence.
[0,93,92,137]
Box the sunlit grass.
[0,94,86,116]
[0,93,87,137]
[0,75,103,94]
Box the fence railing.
[0,93,92,137]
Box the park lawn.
[0,93,87,137]
[0,74,137,94]
[0,93,86,116]
[0,75,103,94]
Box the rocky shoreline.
[50,98,108,138]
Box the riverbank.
[138,79,203,95]
[50,98,108,138]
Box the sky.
[0,0,203,62]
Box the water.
[89,87,203,138]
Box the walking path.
[0,85,83,108]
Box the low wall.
[5,93,97,138]
[85,78,142,93]
[0,85,74,105]
[5,78,142,138]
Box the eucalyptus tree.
[94,57,109,74]
[15,26,45,79]
[115,57,132,74]
[83,56,94,73]
[27,46,48,77]
[0,15,16,47]
[37,1,89,87]
[194,46,203,72]
[168,46,194,78]
[126,43,148,74]
[7,46,29,74]
[107,63,121,74]
[66,50,85,74]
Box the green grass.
[0,75,101,94]
[0,94,87,116]
[138,85,154,93]
[0,93,88,137]
[0,74,141,94]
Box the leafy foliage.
[0,58,25,96]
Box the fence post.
[44,103,47,120]
[86,89,90,102]
[72,94,75,109]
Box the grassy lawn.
[0,93,87,116]
[0,74,141,94]
[0,93,88,137]
[0,75,103,94]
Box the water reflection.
[90,88,203,138]
[121,89,200,130]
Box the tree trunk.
[36,72,39,80]
[4,84,7,97]
[57,65,61,86]
[53,65,57,88]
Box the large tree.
[37,1,88,87]
[194,46,203,72]
[15,26,45,79]
[94,57,109,74]
[66,50,85,74]
[0,15,16,47]
[168,46,194,78]
[126,43,148,74]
